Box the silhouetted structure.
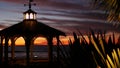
[0,0,66,66]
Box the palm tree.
[93,0,120,26]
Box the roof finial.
[24,0,36,10]
[29,0,32,9]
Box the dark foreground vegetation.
[57,30,120,68]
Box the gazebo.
[0,0,66,65]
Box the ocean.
[6,45,50,59]
[4,45,69,59]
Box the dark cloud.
[0,23,9,30]
[37,17,119,35]
[1,0,91,10]
[0,8,23,13]
[0,0,26,3]
[37,10,107,21]
[35,0,91,11]
[4,20,21,23]
[0,0,119,35]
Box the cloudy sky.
[0,0,119,36]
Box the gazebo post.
[0,36,3,64]
[11,37,15,60]
[30,40,34,61]
[25,36,32,66]
[47,36,53,63]
[56,36,60,66]
[4,36,9,65]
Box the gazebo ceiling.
[0,20,66,37]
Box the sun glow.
[15,37,25,45]
[34,37,47,45]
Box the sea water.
[3,45,69,59]
[6,46,49,59]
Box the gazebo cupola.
[23,0,36,20]
[23,9,37,20]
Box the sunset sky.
[0,0,120,45]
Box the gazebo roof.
[0,20,66,37]
[23,9,37,14]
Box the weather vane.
[24,0,36,9]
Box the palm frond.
[93,0,120,25]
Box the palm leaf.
[93,0,120,25]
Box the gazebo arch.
[15,37,25,45]
[32,37,48,60]
[34,37,47,45]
